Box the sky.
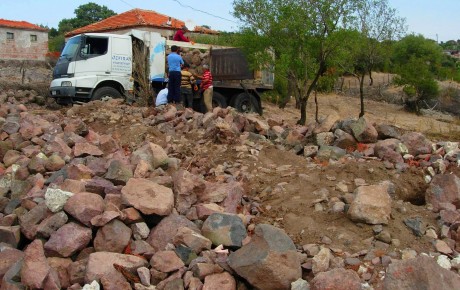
[0,0,458,42]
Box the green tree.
[350,0,406,117]
[50,3,117,53]
[58,2,116,34]
[392,34,442,113]
[233,0,360,125]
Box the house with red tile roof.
[0,19,48,61]
[65,8,219,40]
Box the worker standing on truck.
[174,25,191,42]
[195,64,213,112]
[180,63,197,109]
[167,45,184,104]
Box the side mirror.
[79,35,88,59]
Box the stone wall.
[0,27,48,61]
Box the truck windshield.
[60,36,80,60]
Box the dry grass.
[263,92,460,142]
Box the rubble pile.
[0,89,460,289]
[164,48,210,77]
[180,48,210,77]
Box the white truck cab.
[50,33,135,103]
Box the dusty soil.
[54,91,460,258]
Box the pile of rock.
[1,93,460,289]
[0,100,304,289]
[180,48,210,77]
[0,89,48,107]
[165,48,210,77]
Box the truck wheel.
[92,87,122,101]
[233,92,260,113]
[212,92,227,108]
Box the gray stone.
[201,213,247,247]
[104,159,133,185]
[403,217,426,237]
[350,117,378,143]
[317,145,346,161]
[291,278,310,290]
[45,187,74,213]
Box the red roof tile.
[66,8,185,37]
[0,18,47,31]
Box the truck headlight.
[61,81,72,87]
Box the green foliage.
[48,34,65,52]
[191,32,242,47]
[48,28,59,38]
[391,34,444,75]
[47,2,116,53]
[233,0,362,124]
[58,2,116,33]
[440,40,460,50]
[393,54,440,113]
[316,74,337,93]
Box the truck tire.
[232,92,260,113]
[92,87,122,101]
[212,92,227,108]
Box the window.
[80,36,108,57]
[30,34,37,42]
[6,32,14,40]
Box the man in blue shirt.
[167,45,184,104]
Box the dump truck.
[50,30,274,114]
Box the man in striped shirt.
[180,63,196,108]
[196,64,213,112]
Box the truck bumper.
[50,86,76,99]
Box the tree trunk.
[314,90,319,123]
[280,72,299,109]
[298,97,308,125]
[339,77,344,92]
[368,69,374,86]
[297,61,325,125]
[278,94,290,109]
[359,73,365,118]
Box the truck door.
[74,36,110,88]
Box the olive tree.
[350,0,406,117]
[392,34,443,113]
[233,0,360,125]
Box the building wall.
[0,27,48,61]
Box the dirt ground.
[251,96,456,254]
[55,91,460,258]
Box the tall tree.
[233,0,360,125]
[392,34,443,113]
[58,2,116,33]
[350,0,406,117]
[49,3,116,52]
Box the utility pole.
[436,34,438,44]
